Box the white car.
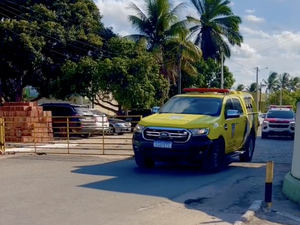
[261,107,295,139]
[90,109,110,133]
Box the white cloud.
[226,27,300,87]
[244,15,265,23]
[245,9,255,13]
[96,0,300,87]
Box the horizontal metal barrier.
[0,115,142,156]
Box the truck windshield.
[266,110,294,119]
[159,97,222,116]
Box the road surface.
[0,134,296,225]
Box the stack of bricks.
[0,102,53,143]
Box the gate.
[1,115,140,156]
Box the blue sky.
[95,0,300,88]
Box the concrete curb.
[233,200,263,225]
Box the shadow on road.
[71,159,265,224]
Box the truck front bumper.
[132,133,213,162]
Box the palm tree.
[185,0,243,60]
[165,29,202,93]
[236,84,245,91]
[263,72,279,94]
[126,0,187,51]
[279,72,291,90]
[289,77,300,91]
[246,82,257,92]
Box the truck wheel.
[134,152,155,168]
[261,132,268,139]
[202,139,225,173]
[240,134,255,162]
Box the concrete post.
[282,101,300,205]
[291,102,300,179]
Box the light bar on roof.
[183,88,230,93]
[270,105,293,109]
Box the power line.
[251,29,300,49]
[0,2,180,60]
[227,58,253,68]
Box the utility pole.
[260,82,262,111]
[256,67,259,111]
[279,74,283,105]
[221,52,224,89]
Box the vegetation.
[5,0,298,112]
[236,72,300,111]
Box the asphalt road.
[0,133,296,225]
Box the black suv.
[40,103,97,137]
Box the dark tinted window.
[224,99,234,111]
[267,110,294,119]
[159,97,222,116]
[42,106,72,116]
[232,98,243,113]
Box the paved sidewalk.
[246,164,300,225]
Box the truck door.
[223,98,235,153]
[232,98,247,149]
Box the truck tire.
[134,152,155,168]
[240,133,255,162]
[202,138,225,173]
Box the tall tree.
[236,84,245,91]
[0,0,107,102]
[186,0,243,60]
[289,77,300,91]
[59,38,169,111]
[126,0,186,51]
[164,29,202,93]
[263,72,279,94]
[279,72,291,90]
[246,82,257,92]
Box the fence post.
[0,117,5,154]
[265,161,274,208]
[33,122,37,153]
[67,117,70,154]
[102,116,105,155]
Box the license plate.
[153,141,172,148]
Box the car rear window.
[73,106,93,115]
[267,110,294,119]
[90,109,105,116]
[159,97,222,116]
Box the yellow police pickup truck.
[132,88,259,173]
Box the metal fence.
[0,115,141,156]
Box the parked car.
[108,118,132,135]
[152,106,160,114]
[116,109,152,130]
[90,109,110,134]
[40,103,97,137]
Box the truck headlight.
[134,124,145,133]
[189,128,209,136]
[290,121,295,126]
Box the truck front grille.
[269,124,289,128]
[143,127,190,143]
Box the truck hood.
[139,113,218,128]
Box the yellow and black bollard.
[264,161,274,208]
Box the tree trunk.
[177,45,183,94]
[15,78,23,102]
